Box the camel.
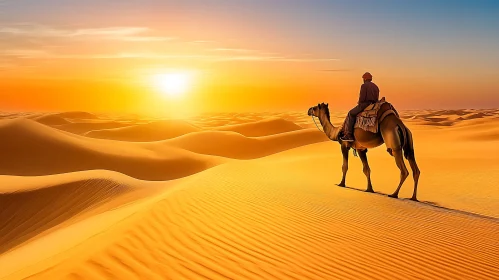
[307,102,421,201]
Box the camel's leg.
[408,157,420,201]
[388,149,409,198]
[358,150,374,193]
[337,145,349,187]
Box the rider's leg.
[341,103,370,141]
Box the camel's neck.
[318,112,341,141]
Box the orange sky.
[1,1,498,116]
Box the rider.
[340,72,380,142]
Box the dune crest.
[0,171,161,255]
[85,120,200,141]
[28,112,99,126]
[50,111,98,120]
[30,115,71,126]
[211,117,304,136]
[166,128,328,159]
[54,120,131,135]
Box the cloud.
[0,25,66,37]
[1,51,338,62]
[121,36,175,42]
[0,49,49,58]
[190,40,215,44]
[320,69,350,72]
[213,55,338,62]
[69,27,148,37]
[209,48,256,53]
[0,23,340,63]
[0,24,172,42]
[207,47,338,62]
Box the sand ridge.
[210,117,305,136]
[84,120,201,141]
[54,120,131,135]
[0,171,163,255]
[165,128,329,159]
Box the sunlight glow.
[153,73,191,98]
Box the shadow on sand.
[336,184,498,222]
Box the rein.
[312,116,324,133]
[311,115,358,157]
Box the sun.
[153,72,190,97]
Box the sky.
[1,0,498,116]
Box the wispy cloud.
[209,48,256,53]
[0,49,49,58]
[320,69,350,72]
[0,25,64,37]
[0,24,172,42]
[207,47,338,62]
[1,51,338,62]
[213,55,338,62]
[1,23,340,63]
[121,36,175,42]
[190,40,215,44]
[69,27,148,37]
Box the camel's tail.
[398,123,415,160]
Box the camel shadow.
[335,184,498,221]
[336,184,393,198]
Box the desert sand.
[1,109,498,279]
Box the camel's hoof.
[365,188,374,193]
[410,197,419,202]
[336,183,346,187]
[388,194,398,199]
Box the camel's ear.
[326,103,328,107]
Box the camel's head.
[308,102,330,121]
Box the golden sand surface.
[1,109,498,279]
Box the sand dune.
[166,128,328,159]
[28,111,98,126]
[193,112,263,122]
[399,109,498,127]
[211,117,304,136]
[0,117,326,179]
[0,118,224,180]
[0,171,161,255]
[85,120,201,141]
[42,111,98,120]
[52,111,98,120]
[54,120,131,135]
[29,115,71,126]
[0,113,25,119]
[401,114,499,141]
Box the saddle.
[354,97,398,133]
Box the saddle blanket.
[354,97,392,133]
